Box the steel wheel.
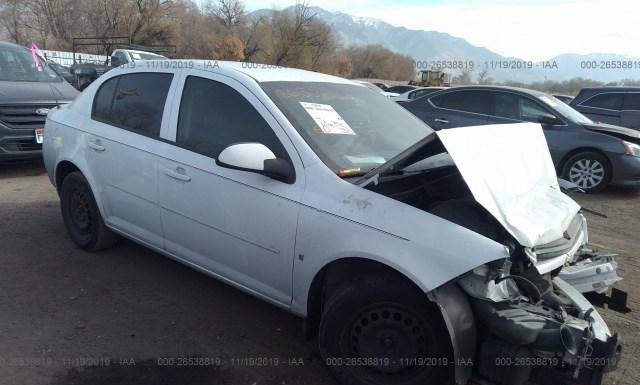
[68,189,94,236]
[60,171,118,251]
[319,274,453,385]
[350,305,431,375]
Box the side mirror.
[216,143,295,184]
[111,56,120,67]
[538,113,560,125]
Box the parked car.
[44,62,621,385]
[354,80,399,97]
[48,61,75,84]
[385,84,417,94]
[110,48,168,66]
[402,85,640,193]
[372,82,389,91]
[570,87,640,130]
[0,42,79,161]
[392,86,447,102]
[552,94,574,104]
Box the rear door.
[575,93,624,125]
[86,72,176,248]
[621,93,640,129]
[427,90,491,129]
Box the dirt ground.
[0,161,638,385]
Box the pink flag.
[30,42,47,71]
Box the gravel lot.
[0,161,638,385]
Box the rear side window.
[430,90,493,115]
[176,76,287,160]
[623,93,640,111]
[581,93,624,110]
[92,73,173,136]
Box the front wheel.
[318,274,453,385]
[60,171,118,251]
[562,151,611,193]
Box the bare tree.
[0,0,28,43]
[207,0,245,34]
[476,69,493,85]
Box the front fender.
[291,202,510,317]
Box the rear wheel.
[318,274,453,385]
[60,172,117,251]
[562,151,611,193]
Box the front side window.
[430,90,493,115]
[261,81,432,174]
[493,92,559,123]
[623,93,640,111]
[92,73,173,136]
[581,93,624,110]
[176,76,287,160]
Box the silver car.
[43,61,621,385]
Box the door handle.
[88,139,105,152]
[164,167,191,182]
[434,118,449,124]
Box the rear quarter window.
[623,93,640,111]
[92,72,173,137]
[580,93,624,110]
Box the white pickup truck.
[110,48,168,66]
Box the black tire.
[318,274,453,385]
[561,151,611,194]
[60,171,117,251]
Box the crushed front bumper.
[559,251,621,294]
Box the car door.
[621,93,640,129]
[85,71,176,248]
[487,91,567,164]
[158,72,303,306]
[575,93,624,126]
[427,90,491,129]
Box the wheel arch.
[558,147,612,174]
[304,256,474,385]
[303,257,437,339]
[54,159,106,218]
[55,160,81,193]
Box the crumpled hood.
[437,123,581,248]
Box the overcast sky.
[240,0,639,61]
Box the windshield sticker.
[538,96,559,108]
[300,102,356,135]
[345,155,386,164]
[131,53,142,60]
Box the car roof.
[439,85,550,97]
[579,86,640,92]
[118,49,166,56]
[0,41,28,50]
[139,59,359,85]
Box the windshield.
[261,81,433,175]
[0,45,62,82]
[538,95,593,125]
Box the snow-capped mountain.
[249,6,640,83]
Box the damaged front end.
[434,259,623,385]
[357,123,623,384]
